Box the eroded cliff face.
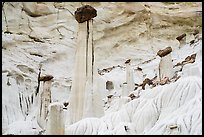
[2,2,202,71]
[2,2,202,134]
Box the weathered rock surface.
[2,2,202,135]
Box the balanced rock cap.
[125,59,131,64]
[157,47,172,57]
[176,33,186,41]
[39,75,54,81]
[75,5,97,23]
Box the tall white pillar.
[68,5,102,124]
[157,47,174,80]
[125,59,135,93]
[37,75,53,129]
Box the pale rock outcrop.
[22,2,56,17]
[68,5,98,124]
[125,59,135,94]
[46,102,65,135]
[157,47,174,80]
[2,2,202,135]
[68,20,93,123]
[37,75,53,129]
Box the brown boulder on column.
[157,47,172,57]
[74,5,97,23]
[176,33,186,41]
[39,75,54,81]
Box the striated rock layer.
[2,2,202,135]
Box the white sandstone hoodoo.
[68,5,99,123]
[124,59,135,95]
[37,75,53,130]
[46,102,65,135]
[157,47,174,81]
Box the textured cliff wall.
[2,2,202,134]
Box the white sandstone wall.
[2,2,202,135]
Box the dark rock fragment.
[39,75,54,81]
[157,47,172,57]
[75,5,97,23]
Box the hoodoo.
[157,47,174,81]
[37,75,54,129]
[68,5,100,124]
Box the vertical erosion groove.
[18,92,23,114]
[25,97,28,111]
[5,105,9,125]
[159,62,161,80]
[31,93,33,104]
[91,19,94,83]
[86,21,89,77]
[28,96,31,106]
[40,87,43,117]
[49,90,51,103]
[36,66,41,96]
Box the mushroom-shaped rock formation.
[69,5,103,124]
[37,74,53,129]
[74,5,97,23]
[157,47,174,80]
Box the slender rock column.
[125,59,135,93]
[37,75,53,129]
[68,5,97,123]
[46,102,64,135]
[157,47,174,81]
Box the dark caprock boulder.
[157,47,172,57]
[125,59,131,64]
[39,75,54,81]
[176,33,186,41]
[74,5,97,23]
